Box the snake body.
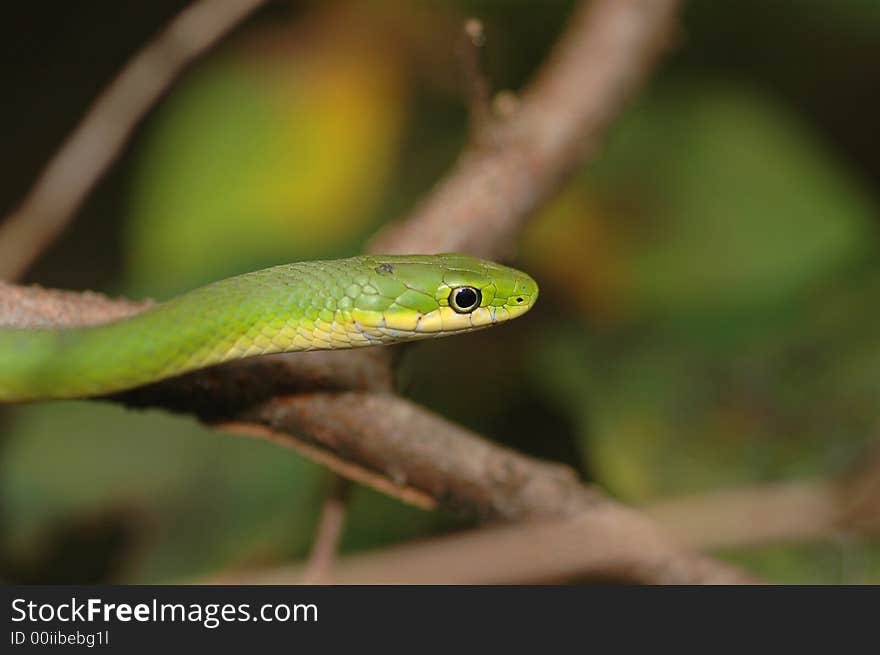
[0,254,537,401]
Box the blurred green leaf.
[525,79,880,504]
[125,22,408,296]
[526,80,876,322]
[1,403,324,581]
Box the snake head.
[349,253,538,341]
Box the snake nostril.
[516,297,523,303]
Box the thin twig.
[220,421,435,511]
[300,476,352,584]
[458,18,493,145]
[369,0,682,259]
[0,0,269,281]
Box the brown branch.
[211,509,759,585]
[211,466,880,585]
[0,282,153,329]
[299,476,352,584]
[208,391,755,584]
[232,392,594,522]
[646,482,844,550]
[458,18,492,144]
[0,0,270,281]
[369,0,682,259]
[646,448,880,550]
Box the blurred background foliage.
[1,0,879,583]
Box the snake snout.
[504,273,539,317]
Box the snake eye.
[449,286,482,314]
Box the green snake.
[0,254,538,402]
